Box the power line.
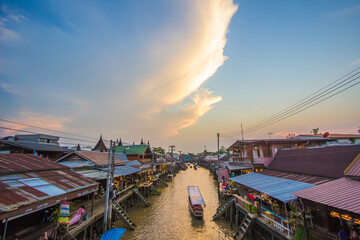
[244,70,360,132]
[0,126,100,144]
[244,73,360,133]
[248,67,360,131]
[245,80,360,134]
[0,118,110,142]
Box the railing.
[261,214,292,237]
[231,156,254,164]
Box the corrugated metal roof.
[0,154,68,174]
[294,178,360,214]
[114,153,128,161]
[230,172,315,203]
[260,169,333,185]
[57,151,125,167]
[77,161,140,180]
[0,167,98,220]
[0,140,68,152]
[101,228,126,240]
[227,165,253,171]
[268,145,360,179]
[344,153,360,177]
[58,160,95,168]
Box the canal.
[118,167,234,239]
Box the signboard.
[58,201,70,225]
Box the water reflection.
[118,167,233,240]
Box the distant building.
[115,144,153,164]
[0,134,69,160]
[227,138,331,167]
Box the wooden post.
[91,192,95,217]
[236,208,239,228]
[230,204,234,229]
[2,218,8,240]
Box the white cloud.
[138,0,237,135]
[348,58,360,67]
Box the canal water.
[119,167,234,239]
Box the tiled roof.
[115,145,150,155]
[294,178,360,214]
[0,140,68,152]
[267,145,360,179]
[0,154,68,174]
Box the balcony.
[233,195,293,239]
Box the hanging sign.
[59,201,70,225]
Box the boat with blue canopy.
[188,186,206,218]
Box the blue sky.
[1,0,359,152]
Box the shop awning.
[229,172,315,203]
[294,177,360,215]
[101,228,126,240]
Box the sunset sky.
[1,0,360,153]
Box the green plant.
[250,205,257,213]
[294,227,305,240]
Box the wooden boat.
[166,174,174,181]
[188,186,205,218]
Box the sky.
[1,0,360,153]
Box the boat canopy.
[188,186,206,206]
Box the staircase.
[233,213,255,240]
[213,196,236,219]
[158,178,169,187]
[132,188,151,207]
[112,201,136,230]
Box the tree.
[219,146,228,154]
[153,146,165,155]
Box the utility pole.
[217,133,220,168]
[169,145,175,158]
[241,123,244,140]
[103,140,113,232]
[107,141,116,230]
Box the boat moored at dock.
[187,186,206,218]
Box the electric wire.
[244,66,360,131]
[244,74,360,133]
[245,80,360,134]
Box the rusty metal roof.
[344,153,360,177]
[0,154,67,174]
[260,169,333,185]
[57,151,125,167]
[267,145,360,179]
[0,154,98,220]
[294,177,360,215]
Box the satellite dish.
[323,132,329,138]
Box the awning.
[229,172,315,203]
[227,165,253,171]
[101,228,126,240]
[188,186,206,206]
[294,177,360,215]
